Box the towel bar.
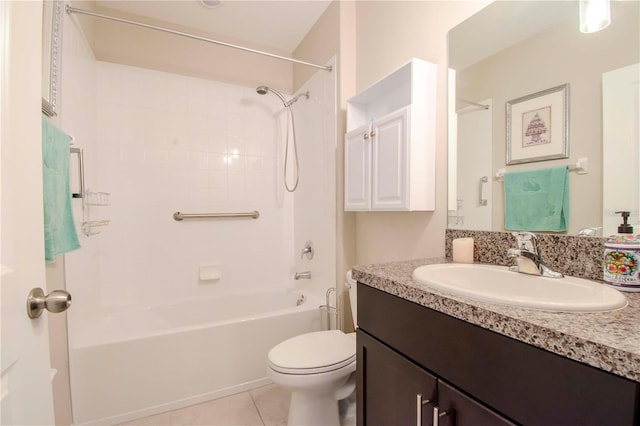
[495,157,588,181]
[173,211,260,221]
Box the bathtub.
[69,289,324,425]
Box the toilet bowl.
[267,271,358,426]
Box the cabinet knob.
[370,130,376,137]
[363,132,369,140]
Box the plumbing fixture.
[578,227,603,236]
[300,240,314,260]
[296,294,306,306]
[320,288,337,330]
[256,85,309,192]
[507,232,563,278]
[294,271,311,280]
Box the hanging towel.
[503,165,569,232]
[42,116,80,262]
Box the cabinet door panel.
[345,127,371,210]
[357,330,437,426]
[371,108,408,210]
[437,381,516,426]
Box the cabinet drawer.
[358,284,640,425]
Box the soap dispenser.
[603,211,640,292]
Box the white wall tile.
[90,62,295,308]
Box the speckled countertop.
[352,258,640,382]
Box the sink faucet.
[294,271,311,280]
[507,232,563,278]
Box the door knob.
[27,287,72,319]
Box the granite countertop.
[352,258,640,382]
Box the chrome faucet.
[294,271,311,280]
[507,232,563,278]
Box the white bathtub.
[69,289,323,425]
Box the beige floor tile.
[117,411,172,426]
[169,392,263,426]
[250,384,291,426]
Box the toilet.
[267,271,358,426]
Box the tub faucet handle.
[300,240,314,260]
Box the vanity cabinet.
[358,330,515,425]
[357,284,640,425]
[344,59,436,211]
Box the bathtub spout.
[294,271,311,280]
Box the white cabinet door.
[344,126,371,210]
[371,107,409,210]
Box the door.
[1,2,56,424]
[453,100,493,230]
[357,330,437,426]
[371,107,409,210]
[345,124,371,210]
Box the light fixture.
[579,0,611,33]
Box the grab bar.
[70,147,85,198]
[173,211,260,221]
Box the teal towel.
[42,117,80,262]
[504,166,569,232]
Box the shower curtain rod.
[65,5,333,72]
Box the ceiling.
[95,0,333,53]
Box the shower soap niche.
[199,263,222,282]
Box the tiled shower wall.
[69,62,296,326]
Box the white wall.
[292,57,337,308]
[353,1,490,265]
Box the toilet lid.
[268,330,356,374]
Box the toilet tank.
[346,270,357,326]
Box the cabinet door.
[437,381,516,426]
[345,126,371,210]
[357,330,437,426]
[371,107,409,210]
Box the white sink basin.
[412,263,627,312]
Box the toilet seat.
[268,330,356,375]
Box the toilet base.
[288,390,341,426]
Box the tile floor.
[118,384,356,426]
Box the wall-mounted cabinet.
[345,58,436,211]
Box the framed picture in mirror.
[42,0,63,117]
[506,84,569,165]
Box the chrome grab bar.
[70,147,85,198]
[173,211,260,221]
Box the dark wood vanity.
[356,284,640,425]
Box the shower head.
[256,85,289,106]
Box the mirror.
[448,0,639,235]
[42,0,63,117]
